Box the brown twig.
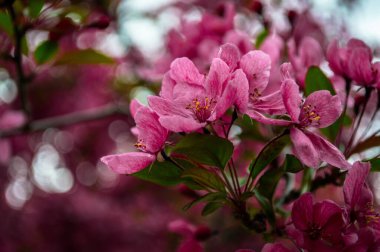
[0,103,129,138]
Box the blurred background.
[0,0,379,251]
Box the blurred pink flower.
[169,219,213,252]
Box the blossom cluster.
[102,37,380,251]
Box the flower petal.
[348,48,374,85]
[159,115,205,133]
[240,50,271,93]
[343,161,371,208]
[101,152,155,174]
[135,106,168,153]
[302,90,342,128]
[215,69,249,117]
[313,200,343,231]
[292,192,314,231]
[129,99,143,119]
[160,73,176,99]
[205,58,230,98]
[290,128,319,168]
[217,43,240,71]
[148,96,188,117]
[281,79,301,122]
[169,57,204,86]
[305,131,351,169]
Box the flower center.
[300,104,321,127]
[365,203,380,225]
[308,224,321,240]
[249,88,261,102]
[134,139,146,151]
[186,97,216,123]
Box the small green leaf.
[34,40,58,64]
[29,0,44,19]
[369,158,380,172]
[183,192,226,211]
[283,154,304,173]
[172,133,234,169]
[249,134,289,180]
[254,190,275,227]
[133,161,182,186]
[0,11,13,36]
[256,155,303,203]
[21,35,29,55]
[182,167,226,192]
[201,201,224,216]
[54,49,115,65]
[304,66,336,96]
[255,29,268,49]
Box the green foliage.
[133,161,183,186]
[0,11,13,36]
[304,66,336,96]
[249,134,289,180]
[369,158,380,172]
[182,167,226,192]
[172,133,234,169]
[201,201,224,216]
[34,40,58,64]
[54,49,115,65]
[256,154,303,200]
[183,192,227,211]
[28,0,44,18]
[255,29,268,49]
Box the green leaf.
[256,155,302,201]
[304,66,336,96]
[0,11,13,36]
[255,29,268,49]
[34,40,58,64]
[28,0,44,19]
[54,49,115,65]
[182,167,226,192]
[249,134,289,180]
[369,158,380,172]
[21,35,29,55]
[254,190,275,227]
[172,133,234,169]
[133,161,182,186]
[283,154,304,173]
[183,192,226,211]
[201,201,224,216]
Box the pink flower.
[149,56,248,132]
[217,43,285,125]
[343,227,380,252]
[281,79,350,169]
[288,193,345,251]
[101,101,168,174]
[169,219,212,252]
[288,36,323,88]
[343,161,380,232]
[327,38,379,87]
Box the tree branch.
[0,103,129,138]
